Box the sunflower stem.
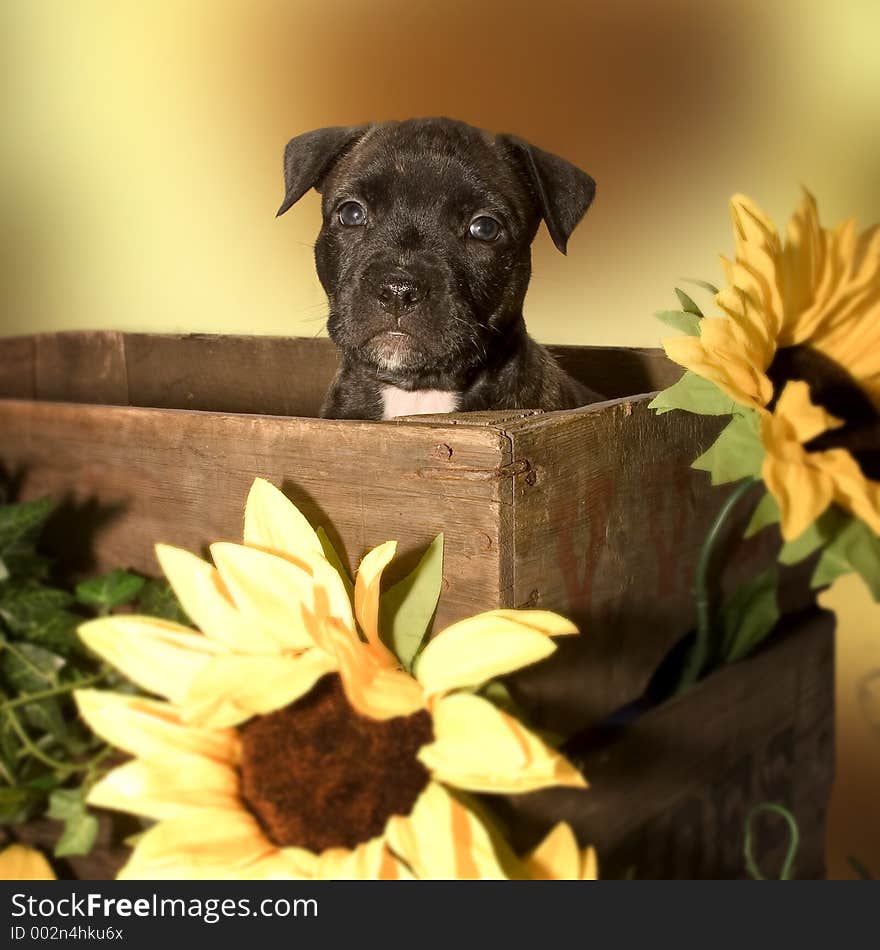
[677,476,758,692]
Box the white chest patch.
[380,386,460,420]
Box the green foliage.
[812,515,880,601]
[648,371,738,416]
[0,495,144,858]
[379,535,444,672]
[675,287,703,316]
[744,803,800,880]
[720,567,780,663]
[655,310,701,337]
[692,412,764,484]
[75,569,145,614]
[743,492,781,538]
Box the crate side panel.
[503,609,835,879]
[504,399,797,730]
[124,334,339,417]
[0,400,508,630]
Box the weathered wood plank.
[35,330,128,405]
[548,344,683,398]
[0,400,511,632]
[1,332,684,413]
[123,334,340,417]
[500,397,795,731]
[0,335,35,399]
[501,609,835,879]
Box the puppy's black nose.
[377,273,425,312]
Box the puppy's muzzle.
[376,271,427,315]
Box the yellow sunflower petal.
[385,782,508,880]
[238,848,318,881]
[306,614,425,720]
[354,540,399,667]
[78,616,223,701]
[75,689,239,764]
[316,836,412,880]
[243,478,325,567]
[155,544,280,653]
[419,693,587,794]
[416,609,575,697]
[0,844,55,880]
[822,449,880,535]
[87,754,240,821]
[523,822,598,880]
[117,809,276,880]
[774,380,843,444]
[761,453,835,542]
[209,543,322,650]
[181,650,336,728]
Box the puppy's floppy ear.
[276,125,369,217]
[501,136,596,254]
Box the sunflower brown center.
[238,674,433,852]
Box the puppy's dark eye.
[468,216,501,242]
[338,201,367,227]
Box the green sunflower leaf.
[720,567,780,663]
[683,278,720,296]
[316,527,354,600]
[692,412,764,484]
[379,534,444,672]
[744,492,781,539]
[778,507,847,566]
[648,371,738,416]
[0,786,44,825]
[811,516,880,601]
[75,569,145,612]
[675,287,703,316]
[656,310,702,337]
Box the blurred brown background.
[2,0,879,877]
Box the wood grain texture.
[0,334,35,399]
[35,331,128,405]
[497,397,802,732]
[0,399,512,632]
[501,609,835,879]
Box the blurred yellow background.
[2,0,878,877]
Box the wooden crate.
[0,331,818,731]
[0,331,834,878]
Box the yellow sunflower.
[0,844,56,880]
[761,381,880,540]
[75,478,595,880]
[665,190,880,414]
[663,191,880,539]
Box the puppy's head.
[277,118,595,384]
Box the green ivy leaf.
[75,570,145,612]
[720,567,780,663]
[0,498,53,558]
[744,493,781,539]
[655,310,702,337]
[812,517,880,601]
[0,557,8,583]
[675,287,703,316]
[0,641,65,693]
[378,534,444,672]
[316,527,354,601]
[648,372,738,416]
[136,578,190,625]
[692,412,764,485]
[0,786,44,825]
[48,788,99,857]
